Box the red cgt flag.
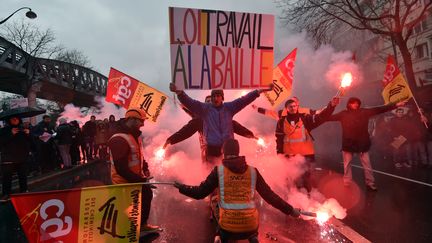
[105,68,140,108]
[264,48,297,107]
[11,184,143,243]
[381,55,412,104]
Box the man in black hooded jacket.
[327,97,406,191]
[174,139,300,242]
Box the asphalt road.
[2,154,432,243]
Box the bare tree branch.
[55,49,93,69]
[278,0,431,92]
[0,19,63,58]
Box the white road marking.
[350,164,432,187]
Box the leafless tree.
[55,49,93,69]
[278,0,432,92]
[0,19,63,58]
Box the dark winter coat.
[32,121,55,137]
[69,122,83,144]
[167,118,255,145]
[55,123,73,145]
[107,121,118,139]
[82,120,97,138]
[177,90,260,146]
[328,104,395,152]
[176,156,295,216]
[0,121,32,164]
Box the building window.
[415,43,429,59]
[413,19,429,34]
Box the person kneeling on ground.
[174,139,301,243]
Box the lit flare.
[257,137,266,147]
[336,72,353,97]
[155,148,166,160]
[340,73,353,88]
[316,211,330,225]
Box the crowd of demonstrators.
[370,106,431,170]
[388,107,429,169]
[0,113,120,199]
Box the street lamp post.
[0,7,37,25]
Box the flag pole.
[410,96,428,128]
[141,182,175,186]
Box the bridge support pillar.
[27,83,41,125]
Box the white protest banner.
[169,7,274,90]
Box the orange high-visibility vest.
[217,165,259,233]
[110,133,143,184]
[282,119,314,155]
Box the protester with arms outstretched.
[327,97,406,191]
[275,97,339,192]
[170,83,272,165]
[174,139,300,243]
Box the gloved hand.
[142,160,150,177]
[258,83,274,94]
[142,176,156,189]
[331,97,340,107]
[291,208,301,218]
[170,83,183,95]
[173,181,183,189]
[163,139,171,149]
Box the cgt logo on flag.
[19,199,73,241]
[264,48,297,108]
[11,184,143,243]
[106,68,168,122]
[381,55,412,104]
[106,69,139,108]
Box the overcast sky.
[2,1,292,92]
[2,0,364,108]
